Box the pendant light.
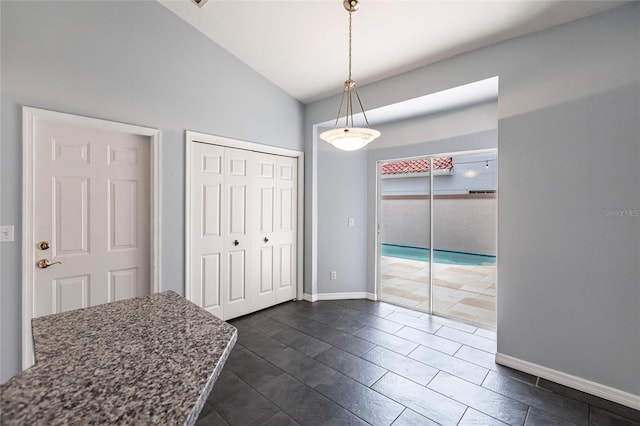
[319,0,381,151]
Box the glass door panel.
[379,159,431,311]
[431,153,497,328]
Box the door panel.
[275,156,297,303]
[34,121,150,319]
[54,275,89,313]
[252,152,277,310]
[190,143,225,318]
[54,177,89,255]
[201,254,221,309]
[222,147,253,318]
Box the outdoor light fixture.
[485,160,489,169]
[319,0,380,151]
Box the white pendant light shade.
[319,127,381,151]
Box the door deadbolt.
[38,241,50,250]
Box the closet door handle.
[263,237,269,243]
[233,240,239,246]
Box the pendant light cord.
[348,9,352,82]
[331,3,372,131]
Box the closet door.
[253,153,278,310]
[275,156,297,303]
[222,147,254,319]
[190,143,224,319]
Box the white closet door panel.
[222,147,253,319]
[190,142,224,319]
[275,156,297,303]
[252,152,277,310]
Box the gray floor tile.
[261,411,300,426]
[257,374,342,426]
[354,326,418,355]
[395,326,462,355]
[272,327,332,357]
[224,345,284,389]
[435,326,496,352]
[385,312,443,334]
[283,316,377,356]
[265,347,341,388]
[482,371,589,425]
[195,408,229,426]
[322,408,370,425]
[537,379,640,423]
[589,406,640,426]
[234,325,288,359]
[372,372,466,425]
[474,328,497,340]
[314,346,388,387]
[379,302,424,318]
[524,407,580,425]
[315,372,405,426]
[362,346,438,386]
[427,314,479,333]
[459,408,509,425]
[356,314,405,334]
[309,310,367,335]
[391,409,439,425]
[408,345,489,385]
[428,372,529,425]
[454,345,537,384]
[330,299,397,318]
[231,313,290,336]
[208,371,280,425]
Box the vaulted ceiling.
[160,0,627,104]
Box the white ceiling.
[160,0,627,104]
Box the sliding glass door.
[378,151,497,328]
[379,158,431,310]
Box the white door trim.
[185,130,304,303]
[21,106,162,369]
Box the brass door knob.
[37,259,62,269]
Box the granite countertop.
[0,291,237,425]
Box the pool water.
[381,244,496,266]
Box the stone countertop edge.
[185,328,237,426]
[0,291,238,425]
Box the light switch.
[348,217,355,227]
[0,226,15,242]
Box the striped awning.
[381,158,453,175]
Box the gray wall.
[306,4,639,397]
[0,1,303,382]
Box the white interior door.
[190,142,225,318]
[33,120,150,318]
[222,147,254,319]
[253,152,278,310]
[275,156,297,303]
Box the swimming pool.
[381,244,496,266]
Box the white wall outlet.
[348,217,355,227]
[330,271,337,280]
[0,225,15,242]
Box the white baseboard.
[496,353,640,410]
[302,292,378,302]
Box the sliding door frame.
[375,148,497,320]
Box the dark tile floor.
[197,299,640,426]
